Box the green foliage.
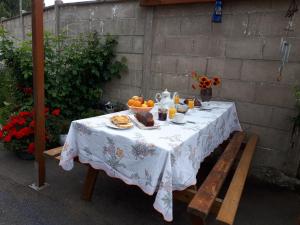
[0,68,18,124]
[0,28,127,122]
[0,0,31,18]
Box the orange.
[133,100,142,107]
[147,100,154,107]
[128,99,135,106]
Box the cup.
[173,113,184,123]
[188,99,195,109]
[169,106,177,119]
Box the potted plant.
[0,108,62,160]
[191,71,221,102]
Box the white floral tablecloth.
[59,101,241,221]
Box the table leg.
[81,165,99,201]
[190,215,205,225]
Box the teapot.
[155,89,178,108]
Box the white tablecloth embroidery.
[59,101,242,221]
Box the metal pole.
[29,0,47,190]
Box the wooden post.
[31,0,46,188]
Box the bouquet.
[191,71,221,90]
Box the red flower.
[16,127,33,139]
[3,135,12,142]
[0,130,3,139]
[45,108,49,113]
[28,143,35,154]
[19,111,32,117]
[29,121,35,128]
[17,117,26,126]
[51,109,61,116]
[2,123,13,131]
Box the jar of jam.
[158,108,168,121]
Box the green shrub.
[0,28,127,122]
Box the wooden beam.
[140,0,214,6]
[32,0,46,187]
[216,135,258,225]
[187,132,245,220]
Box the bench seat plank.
[44,146,63,157]
[216,134,258,225]
[188,131,245,219]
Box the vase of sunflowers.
[191,71,221,102]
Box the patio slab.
[0,147,299,225]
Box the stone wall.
[2,0,300,177]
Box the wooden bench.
[45,131,258,225]
[181,131,258,225]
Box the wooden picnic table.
[45,101,258,225]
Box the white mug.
[173,113,184,123]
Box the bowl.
[176,104,189,114]
[127,105,153,114]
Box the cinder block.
[282,63,300,84]
[150,73,163,90]
[176,56,207,75]
[135,18,145,36]
[162,74,189,93]
[116,36,133,53]
[155,3,214,17]
[104,19,136,35]
[194,36,225,57]
[241,60,278,83]
[225,38,263,59]
[263,37,281,61]
[236,102,273,127]
[114,2,136,18]
[220,79,256,102]
[243,124,290,151]
[66,21,90,36]
[242,60,300,85]
[286,38,300,62]
[131,70,143,87]
[119,86,142,101]
[251,146,285,170]
[151,55,177,74]
[248,12,288,37]
[152,35,165,54]
[255,83,295,108]
[153,17,180,36]
[207,58,242,79]
[180,16,211,35]
[164,37,194,55]
[132,36,144,54]
[212,14,248,37]
[223,0,272,14]
[118,53,143,71]
[92,4,115,20]
[270,107,296,131]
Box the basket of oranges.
[127,96,155,114]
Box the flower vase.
[200,88,212,102]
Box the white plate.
[105,120,133,130]
[170,119,186,125]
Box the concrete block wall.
[1,0,300,177]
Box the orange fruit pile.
[127,96,154,108]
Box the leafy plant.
[0,28,127,122]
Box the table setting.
[59,79,242,221]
